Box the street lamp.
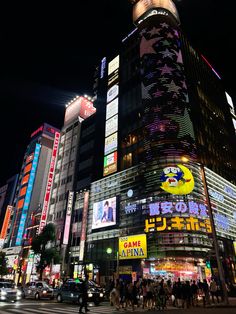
[106,248,112,281]
[106,248,119,280]
[181,157,229,304]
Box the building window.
[122,153,132,169]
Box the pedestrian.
[190,280,198,307]
[210,278,219,303]
[175,278,182,308]
[79,276,90,313]
[141,280,147,309]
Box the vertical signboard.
[79,191,89,261]
[16,144,41,245]
[62,191,74,245]
[39,131,60,232]
[103,55,119,177]
[0,205,12,248]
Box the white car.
[0,282,22,302]
[23,281,54,300]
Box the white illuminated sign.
[108,55,119,76]
[104,132,118,155]
[107,84,119,103]
[105,115,118,137]
[63,191,74,245]
[106,97,118,120]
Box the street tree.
[31,223,60,280]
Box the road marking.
[40,308,77,313]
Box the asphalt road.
[0,300,235,314]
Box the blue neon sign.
[16,143,41,245]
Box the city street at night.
[0,0,236,310]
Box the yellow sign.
[144,216,212,233]
[160,165,195,195]
[234,242,236,256]
[119,234,147,260]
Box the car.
[56,280,104,305]
[22,281,54,300]
[88,280,105,302]
[0,282,22,302]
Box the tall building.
[4,123,60,282]
[75,0,236,284]
[0,174,19,249]
[47,95,96,278]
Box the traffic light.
[206,260,211,269]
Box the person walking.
[210,279,219,303]
[79,277,90,313]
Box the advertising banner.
[104,132,118,155]
[62,191,74,245]
[106,97,118,120]
[79,191,89,261]
[0,205,12,240]
[119,234,147,260]
[108,55,119,76]
[105,115,118,137]
[39,132,60,232]
[107,84,119,103]
[132,0,179,23]
[64,96,96,125]
[104,151,117,167]
[92,197,116,230]
[103,162,117,177]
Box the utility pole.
[200,165,229,305]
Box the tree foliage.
[31,223,60,279]
[0,251,8,277]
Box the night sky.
[0,0,236,186]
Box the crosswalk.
[0,304,145,314]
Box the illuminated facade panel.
[103,55,120,177]
[16,143,41,245]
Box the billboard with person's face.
[92,197,116,230]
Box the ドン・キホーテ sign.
[119,234,147,260]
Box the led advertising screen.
[132,0,179,23]
[106,97,118,120]
[105,114,118,137]
[92,197,116,230]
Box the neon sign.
[62,191,74,245]
[39,132,60,232]
[124,200,208,217]
[149,201,208,217]
[30,125,43,138]
[144,216,212,233]
[16,144,41,245]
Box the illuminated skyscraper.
[72,1,236,284]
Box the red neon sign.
[39,131,60,232]
[30,125,43,138]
